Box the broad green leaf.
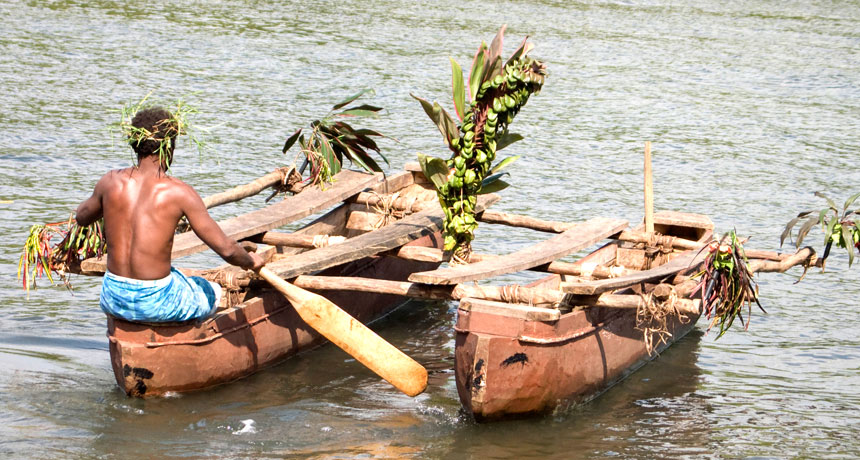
[489,155,519,174]
[318,135,341,175]
[481,171,509,186]
[332,137,377,172]
[780,210,812,247]
[468,43,486,101]
[332,89,373,110]
[282,128,302,154]
[417,153,449,191]
[818,207,832,229]
[356,150,383,172]
[353,128,386,138]
[815,191,839,213]
[438,107,459,146]
[339,104,383,113]
[825,215,838,247]
[479,178,510,194]
[450,57,465,121]
[796,216,819,248]
[485,56,503,82]
[412,93,442,126]
[338,109,380,117]
[843,191,860,215]
[488,25,506,72]
[504,36,531,68]
[496,132,524,151]
[842,223,855,267]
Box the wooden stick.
[666,247,820,286]
[476,210,701,250]
[292,275,700,316]
[644,141,654,234]
[478,210,573,233]
[247,231,346,249]
[748,247,820,273]
[202,167,299,209]
[292,275,567,306]
[393,246,634,279]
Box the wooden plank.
[478,210,703,250]
[79,170,381,274]
[292,274,566,306]
[459,298,561,322]
[560,249,706,295]
[408,217,629,285]
[264,194,500,280]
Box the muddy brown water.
[1,0,859,458]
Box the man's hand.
[248,251,265,272]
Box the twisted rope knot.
[365,191,411,229]
[312,234,346,248]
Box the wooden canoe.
[104,168,497,397]
[452,211,713,420]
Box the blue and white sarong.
[100,267,222,323]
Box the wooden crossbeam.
[560,249,706,295]
[408,217,629,285]
[263,194,500,280]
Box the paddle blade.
[258,268,428,397]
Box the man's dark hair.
[129,107,178,159]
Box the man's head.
[129,107,178,164]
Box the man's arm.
[76,174,106,226]
[180,184,265,271]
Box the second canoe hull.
[455,211,713,420]
[455,304,700,420]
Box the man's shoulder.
[97,168,132,188]
[159,176,202,202]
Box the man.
[75,107,265,322]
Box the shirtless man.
[75,107,265,322]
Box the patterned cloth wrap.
[100,267,222,323]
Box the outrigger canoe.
[78,168,497,397]
[407,210,714,420]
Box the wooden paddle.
[257,266,428,397]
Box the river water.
[1,0,859,458]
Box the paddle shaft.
[257,267,428,397]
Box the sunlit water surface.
[1,0,859,458]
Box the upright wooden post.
[644,141,654,234]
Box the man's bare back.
[75,107,263,280]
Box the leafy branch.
[412,25,547,261]
[282,90,390,187]
[692,231,764,339]
[781,191,860,268]
[18,217,106,293]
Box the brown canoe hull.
[455,299,700,420]
[455,212,713,420]
[108,235,441,397]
